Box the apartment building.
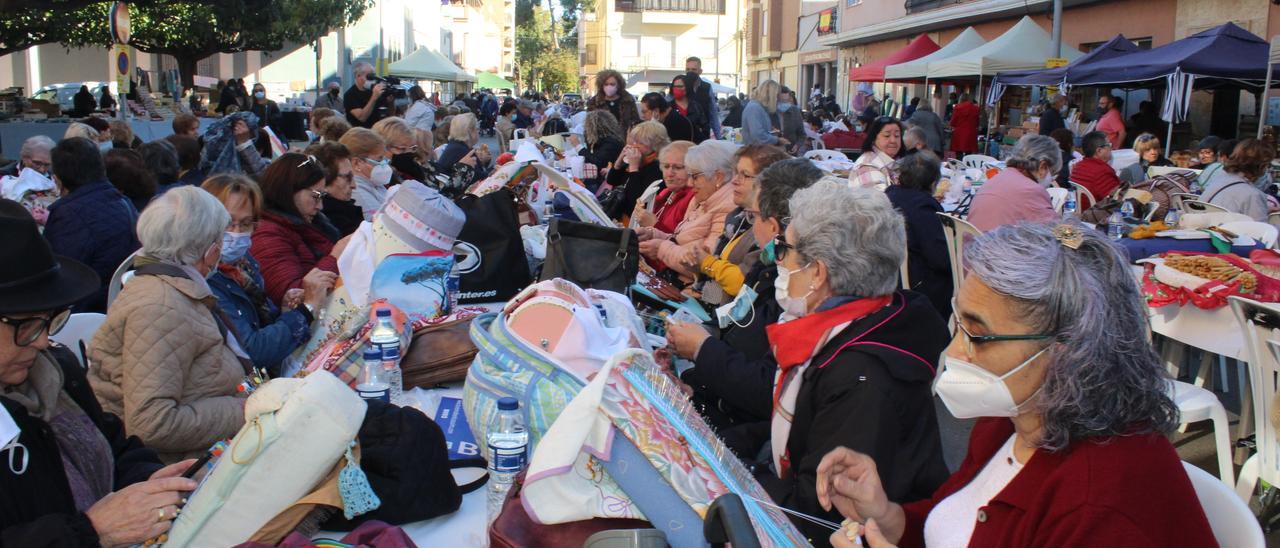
[578,0,749,95]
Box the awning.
[924,16,1083,79]
[388,48,476,82]
[476,72,516,90]
[987,34,1139,104]
[884,27,986,81]
[849,34,939,82]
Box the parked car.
[30,82,112,115]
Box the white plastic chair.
[804,149,848,163]
[1219,221,1279,248]
[106,249,140,309]
[899,253,911,291]
[1183,199,1230,214]
[1167,379,1235,487]
[1229,296,1280,502]
[512,128,530,141]
[1171,192,1200,210]
[809,138,825,150]
[1269,211,1280,227]
[935,212,983,300]
[1066,181,1099,209]
[961,154,998,171]
[50,312,106,369]
[1183,461,1266,547]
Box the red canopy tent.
[848,34,941,82]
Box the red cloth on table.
[821,129,865,150]
[949,101,979,153]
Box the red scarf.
[765,295,892,406]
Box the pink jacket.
[650,182,736,278]
[967,168,1058,232]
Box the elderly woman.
[436,113,492,180]
[1120,133,1174,185]
[696,144,790,306]
[63,122,101,144]
[742,80,784,147]
[1202,138,1274,221]
[849,116,903,189]
[720,179,949,543]
[43,137,140,313]
[203,175,329,376]
[568,110,626,191]
[966,135,1061,232]
[637,140,737,281]
[603,120,671,220]
[4,135,54,177]
[670,158,824,429]
[338,127,390,220]
[633,140,697,235]
[0,201,199,546]
[817,222,1214,548]
[90,187,249,462]
[251,153,347,305]
[885,151,952,317]
[305,141,361,237]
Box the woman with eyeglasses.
[1119,133,1174,186]
[636,140,737,283]
[249,153,348,306]
[668,158,823,430]
[202,175,328,377]
[817,222,1213,548]
[0,200,202,547]
[631,140,697,237]
[338,127,392,221]
[712,179,950,545]
[849,116,903,190]
[305,141,362,237]
[90,187,250,462]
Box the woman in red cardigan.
[250,153,347,305]
[816,222,1217,548]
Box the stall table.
[1117,236,1265,263]
[0,118,217,159]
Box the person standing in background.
[948,93,979,155]
[1095,94,1126,149]
[344,62,389,129]
[315,81,344,113]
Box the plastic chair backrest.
[1229,296,1280,494]
[1171,192,1199,210]
[935,213,983,297]
[49,312,106,369]
[1182,199,1229,214]
[961,154,998,171]
[1181,461,1266,548]
[1269,211,1280,227]
[1067,181,1097,209]
[512,128,530,140]
[809,138,825,150]
[106,249,140,309]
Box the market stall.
[987,34,1141,103]
[883,27,986,82]
[0,117,217,159]
[848,34,940,83]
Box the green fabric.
[475,72,516,90]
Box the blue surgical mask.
[98,141,113,152]
[715,284,758,328]
[760,239,776,265]
[220,231,252,263]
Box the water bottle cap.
[376,308,392,318]
[497,397,519,411]
[363,348,382,360]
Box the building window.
[615,0,725,14]
[584,44,598,66]
[846,0,860,6]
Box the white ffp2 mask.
[934,347,1048,419]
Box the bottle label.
[488,444,527,472]
[356,384,390,403]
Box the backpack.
[1130,170,1195,219]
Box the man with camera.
[345,61,389,128]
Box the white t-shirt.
[923,435,1025,548]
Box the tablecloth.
[1118,236,1266,263]
[0,118,217,159]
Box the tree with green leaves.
[514,0,581,93]
[60,0,372,88]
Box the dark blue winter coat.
[42,180,139,312]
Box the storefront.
[799,49,838,105]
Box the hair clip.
[1053,224,1084,250]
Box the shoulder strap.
[133,264,255,376]
[1203,180,1250,203]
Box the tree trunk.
[174,54,203,90]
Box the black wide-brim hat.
[0,199,99,314]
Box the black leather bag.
[540,218,639,294]
[454,188,533,304]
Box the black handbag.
[454,188,533,304]
[540,218,639,294]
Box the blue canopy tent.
[986,34,1140,104]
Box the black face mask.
[330,89,339,97]
[390,152,426,180]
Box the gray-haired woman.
[90,186,249,463]
[816,222,1215,548]
[727,178,950,543]
[966,134,1061,232]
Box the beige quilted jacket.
[90,270,247,463]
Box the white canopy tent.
[883,27,987,81]
[387,48,476,82]
[924,16,1084,79]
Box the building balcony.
[615,0,725,15]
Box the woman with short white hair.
[729,178,950,542]
[436,112,491,179]
[966,134,1061,231]
[89,186,249,463]
[637,140,738,281]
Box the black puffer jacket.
[0,346,164,547]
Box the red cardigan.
[1070,156,1122,209]
[250,210,339,305]
[899,417,1216,548]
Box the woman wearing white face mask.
[202,175,329,377]
[965,134,1061,232]
[713,178,951,545]
[587,69,640,136]
[338,127,393,221]
[816,222,1215,548]
[249,84,282,136]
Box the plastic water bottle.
[446,260,461,315]
[1108,211,1125,240]
[1120,200,1135,221]
[1164,208,1181,228]
[1062,195,1077,219]
[368,308,401,404]
[487,397,528,522]
[356,348,389,403]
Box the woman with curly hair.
[586,69,640,136]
